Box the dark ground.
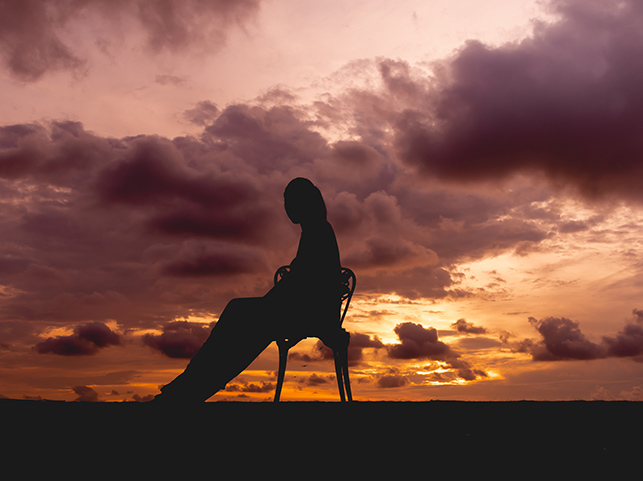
[2,399,641,476]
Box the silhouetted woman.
[152,178,341,403]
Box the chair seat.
[272,266,356,402]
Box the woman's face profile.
[284,192,302,224]
[283,177,325,225]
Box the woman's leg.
[154,297,275,403]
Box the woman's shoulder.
[317,220,336,235]
[315,221,339,245]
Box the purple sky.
[1,0,643,402]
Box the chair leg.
[333,350,346,402]
[274,343,288,402]
[341,348,353,402]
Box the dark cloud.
[184,101,220,127]
[95,135,276,242]
[149,205,273,241]
[527,316,606,361]
[0,98,558,341]
[303,373,332,386]
[603,309,643,359]
[0,118,295,333]
[131,393,155,402]
[448,358,489,381]
[0,0,261,81]
[327,189,460,299]
[387,322,451,360]
[96,136,259,210]
[346,332,385,364]
[75,322,121,348]
[35,335,97,356]
[0,0,85,81]
[225,380,274,393]
[72,385,100,402]
[376,368,409,388]
[204,104,329,173]
[386,321,487,381]
[451,318,488,335]
[289,333,384,366]
[136,0,260,53]
[142,321,213,359]
[35,322,121,356]
[286,351,319,364]
[392,0,643,201]
[520,309,643,362]
[0,121,112,183]
[158,241,268,277]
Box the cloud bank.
[2,0,643,399]
[0,0,261,81]
[395,0,643,200]
[514,309,643,362]
[35,322,121,356]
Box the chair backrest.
[273,265,356,328]
[338,267,356,327]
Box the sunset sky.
[2,0,643,402]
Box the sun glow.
[174,312,218,325]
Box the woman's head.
[284,177,327,224]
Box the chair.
[272,265,356,402]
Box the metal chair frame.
[272,265,356,402]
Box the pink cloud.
[72,385,100,402]
[35,322,121,356]
[3,0,643,401]
[0,109,555,344]
[452,319,488,335]
[387,322,451,360]
[143,321,213,359]
[0,0,261,81]
[391,0,643,200]
[386,321,487,381]
[512,309,643,362]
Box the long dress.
[155,219,341,403]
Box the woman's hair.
[284,177,327,221]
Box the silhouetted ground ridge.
[3,399,640,475]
